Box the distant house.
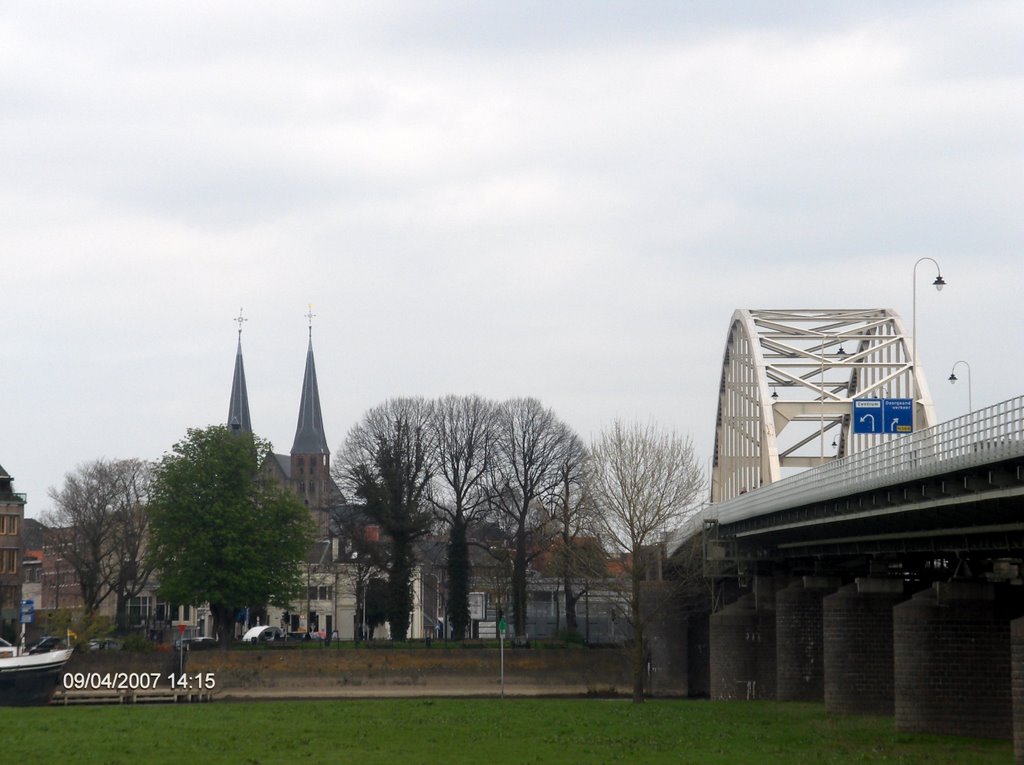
[0,464,26,641]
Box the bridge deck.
[685,396,1024,559]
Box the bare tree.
[45,458,153,620]
[587,420,705,703]
[335,397,435,641]
[544,431,600,636]
[105,459,155,631]
[488,398,573,638]
[428,394,497,639]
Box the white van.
[241,625,283,643]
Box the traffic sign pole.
[498,616,507,699]
[19,600,34,653]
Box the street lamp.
[911,257,946,433]
[948,360,973,412]
[422,571,444,641]
[818,334,847,463]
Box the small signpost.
[177,623,187,674]
[19,600,33,652]
[498,616,507,699]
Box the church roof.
[291,338,330,455]
[0,463,17,498]
[271,453,291,479]
[227,336,252,434]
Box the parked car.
[87,638,123,651]
[173,636,219,651]
[286,630,324,642]
[241,626,284,643]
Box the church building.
[226,312,357,638]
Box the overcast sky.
[3,1,1021,518]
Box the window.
[307,585,333,601]
[0,515,18,535]
[128,596,152,626]
[0,549,17,574]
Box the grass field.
[9,699,1012,765]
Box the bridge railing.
[707,395,1024,528]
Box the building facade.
[0,464,26,641]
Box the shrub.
[121,633,154,653]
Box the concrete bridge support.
[823,578,905,715]
[1013,617,1024,764]
[686,611,710,698]
[776,576,839,702]
[894,582,1011,739]
[709,581,777,700]
[645,584,688,697]
[1011,616,1024,764]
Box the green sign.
[498,617,507,637]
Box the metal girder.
[710,309,936,503]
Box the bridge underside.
[704,455,1024,582]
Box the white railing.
[707,395,1024,528]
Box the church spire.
[227,308,252,435]
[291,307,329,455]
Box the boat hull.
[0,649,74,706]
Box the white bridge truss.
[711,309,936,503]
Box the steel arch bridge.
[710,309,936,503]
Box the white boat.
[0,638,75,706]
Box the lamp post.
[911,257,946,433]
[422,571,443,641]
[948,360,973,412]
[818,333,847,463]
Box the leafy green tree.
[147,426,314,648]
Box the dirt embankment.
[63,646,647,700]
[188,647,633,699]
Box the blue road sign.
[19,600,34,625]
[885,399,913,433]
[853,399,883,434]
[853,399,913,435]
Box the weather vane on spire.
[305,303,316,339]
[235,307,247,339]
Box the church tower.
[290,309,332,532]
[227,309,252,435]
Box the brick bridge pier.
[670,575,1024,756]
